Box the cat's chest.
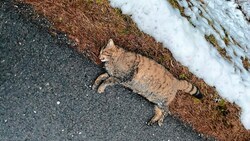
[105,62,119,75]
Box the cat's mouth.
[99,55,108,62]
[100,59,108,62]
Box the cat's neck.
[113,47,126,62]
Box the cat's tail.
[178,80,203,99]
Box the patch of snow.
[109,0,250,129]
[178,0,250,75]
[237,0,250,19]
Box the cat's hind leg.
[97,76,119,93]
[92,73,109,90]
[147,96,175,126]
[147,105,164,126]
[147,105,168,126]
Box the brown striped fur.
[93,39,203,126]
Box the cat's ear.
[107,39,115,48]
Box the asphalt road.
[0,1,208,141]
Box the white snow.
[109,0,250,129]
[237,0,250,19]
[178,0,250,77]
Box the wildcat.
[92,39,203,126]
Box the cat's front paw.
[97,86,105,94]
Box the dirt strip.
[18,0,250,140]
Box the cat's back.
[130,54,178,97]
[136,54,176,83]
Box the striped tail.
[178,80,203,99]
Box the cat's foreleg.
[92,73,109,90]
[97,76,119,93]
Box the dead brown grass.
[19,0,250,140]
[242,57,250,71]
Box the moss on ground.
[205,34,231,61]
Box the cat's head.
[99,39,120,62]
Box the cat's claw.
[147,121,154,126]
[147,119,163,126]
[147,119,156,126]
